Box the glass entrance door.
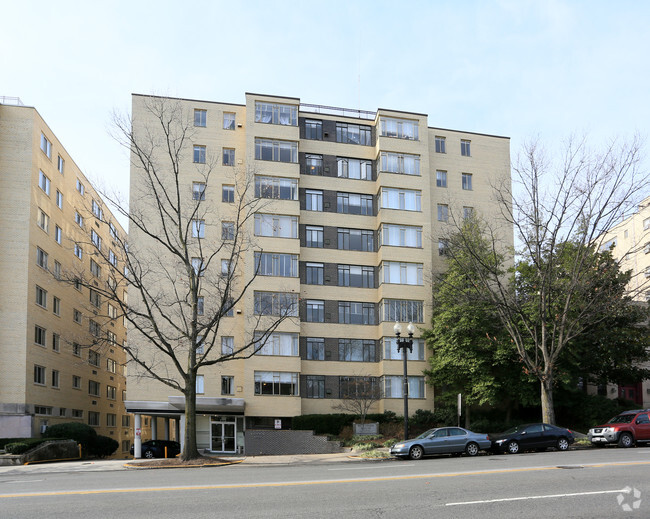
[211,421,237,452]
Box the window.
[337,157,372,180]
[72,376,81,389]
[338,302,375,325]
[643,217,650,231]
[191,257,204,276]
[645,266,650,279]
[223,112,235,130]
[36,286,47,308]
[254,214,298,238]
[35,325,46,346]
[306,300,325,322]
[305,154,323,175]
[76,179,85,195]
[380,224,422,248]
[255,176,298,200]
[220,258,230,277]
[192,219,205,238]
[438,239,449,256]
[380,188,421,212]
[305,263,324,285]
[89,289,101,308]
[91,230,102,249]
[89,319,101,337]
[122,415,131,427]
[380,152,420,175]
[90,259,101,278]
[92,200,103,219]
[462,173,473,190]
[221,336,234,355]
[221,222,235,240]
[435,136,446,153]
[55,190,63,209]
[75,211,84,228]
[106,413,116,427]
[88,380,100,397]
[194,109,207,127]
[40,133,52,158]
[305,119,323,140]
[381,299,424,323]
[437,204,449,222]
[197,297,204,315]
[384,376,425,398]
[37,209,49,232]
[54,225,62,244]
[73,309,82,324]
[52,332,60,351]
[221,376,234,395]
[254,292,298,316]
[461,139,471,156]
[34,365,46,385]
[57,155,65,173]
[255,139,298,163]
[254,371,299,395]
[255,102,298,126]
[305,376,325,399]
[107,331,116,345]
[337,228,374,251]
[193,145,206,164]
[380,117,418,140]
[306,338,325,360]
[109,222,118,240]
[74,277,82,290]
[463,206,474,219]
[382,262,423,285]
[193,182,206,201]
[305,226,324,248]
[254,252,298,277]
[305,190,323,211]
[436,170,447,188]
[340,376,379,399]
[74,243,83,259]
[36,247,48,269]
[88,412,100,426]
[254,332,298,356]
[39,170,50,195]
[223,148,235,166]
[337,192,373,215]
[339,339,376,361]
[89,350,100,367]
[107,358,117,373]
[53,260,61,279]
[383,337,425,361]
[109,249,117,266]
[645,242,650,254]
[221,185,235,203]
[72,342,81,356]
[338,265,374,288]
[336,123,372,145]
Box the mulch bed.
[126,456,236,468]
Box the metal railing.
[0,96,25,106]
[300,102,376,120]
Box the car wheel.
[618,432,634,448]
[507,441,520,454]
[556,437,570,451]
[144,450,155,459]
[409,445,424,460]
[465,442,480,456]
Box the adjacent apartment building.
[0,98,132,454]
[597,196,650,406]
[125,93,512,454]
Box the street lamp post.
[394,321,415,441]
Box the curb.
[124,459,245,469]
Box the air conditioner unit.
[237,123,243,128]
[40,424,48,434]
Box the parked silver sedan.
[390,426,491,460]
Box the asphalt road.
[1,447,649,518]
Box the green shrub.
[353,442,379,452]
[43,422,97,453]
[555,391,639,432]
[89,435,119,458]
[383,438,398,448]
[4,438,50,454]
[350,434,383,443]
[0,438,31,450]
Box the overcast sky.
[3,0,649,227]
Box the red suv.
[588,409,650,447]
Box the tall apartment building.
[125,93,512,453]
[597,196,650,406]
[0,98,132,454]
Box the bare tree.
[73,97,294,460]
[333,376,381,425]
[440,136,649,424]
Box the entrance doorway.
[211,421,237,452]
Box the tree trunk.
[181,376,201,461]
[540,377,555,425]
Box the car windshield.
[501,425,522,434]
[607,415,634,424]
[415,429,436,439]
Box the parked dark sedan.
[390,427,491,460]
[129,440,181,459]
[491,423,574,454]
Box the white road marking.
[446,488,628,506]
